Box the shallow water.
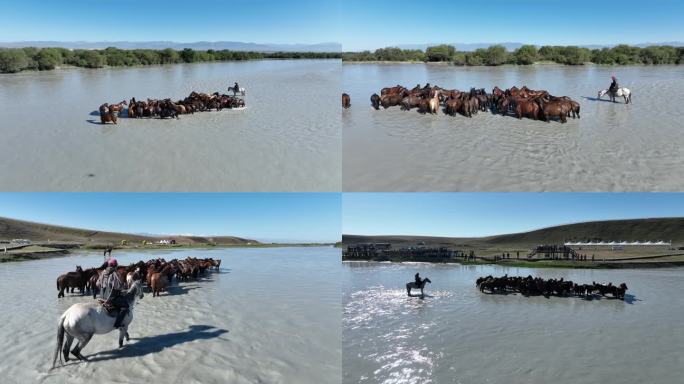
[0,60,340,191]
[342,64,684,191]
[0,247,340,384]
[343,262,684,384]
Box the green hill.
[0,216,258,246]
[343,217,684,248]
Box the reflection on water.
[343,64,684,191]
[342,262,684,384]
[0,60,340,191]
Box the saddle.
[97,299,119,317]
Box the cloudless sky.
[0,0,341,44]
[0,193,341,243]
[343,193,684,237]
[341,0,684,51]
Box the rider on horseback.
[97,258,128,329]
[415,272,422,286]
[232,81,240,94]
[609,76,619,95]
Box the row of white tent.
[564,241,671,246]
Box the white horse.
[230,86,246,96]
[598,87,632,104]
[52,280,144,368]
[406,277,432,297]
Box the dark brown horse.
[57,266,86,298]
[370,93,381,110]
[342,93,351,109]
[514,98,541,120]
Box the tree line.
[0,47,341,73]
[342,44,684,66]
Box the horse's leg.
[63,334,74,362]
[71,333,92,361]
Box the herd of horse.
[52,256,221,367]
[56,256,221,298]
[476,274,628,300]
[98,91,245,124]
[365,83,580,123]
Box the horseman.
[608,76,619,96]
[231,81,240,94]
[97,258,128,329]
[414,272,422,286]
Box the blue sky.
[341,0,684,51]
[343,193,684,237]
[0,193,341,243]
[0,0,341,44]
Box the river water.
[343,262,684,384]
[342,64,684,192]
[0,247,340,384]
[0,60,340,191]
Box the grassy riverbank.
[0,46,340,73]
[342,217,684,269]
[342,44,684,66]
[0,242,334,263]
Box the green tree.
[70,50,106,68]
[34,48,63,70]
[159,48,180,64]
[180,48,197,63]
[513,45,537,65]
[562,46,591,65]
[0,49,29,73]
[425,44,455,62]
[483,45,508,65]
[465,50,485,66]
[451,52,466,66]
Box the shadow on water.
[164,285,202,296]
[85,119,102,125]
[582,96,616,103]
[88,325,228,362]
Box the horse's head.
[424,278,432,284]
[598,89,606,98]
[76,265,83,272]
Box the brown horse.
[370,93,381,110]
[537,100,569,123]
[342,93,351,109]
[57,266,86,298]
[380,93,403,109]
[400,95,423,111]
[99,100,127,124]
[514,99,541,120]
[444,97,463,116]
[127,98,137,118]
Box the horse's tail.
[52,314,66,369]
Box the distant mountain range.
[380,42,684,52]
[0,41,342,52]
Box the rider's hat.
[611,75,616,80]
[108,258,118,267]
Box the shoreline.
[341,60,680,67]
[0,57,341,75]
[342,257,684,269]
[0,243,334,263]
